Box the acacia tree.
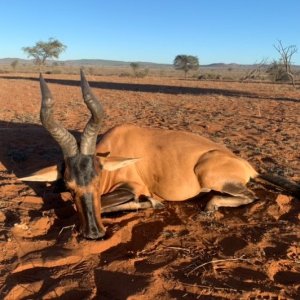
[22,38,67,65]
[130,62,140,76]
[273,40,297,87]
[173,55,199,78]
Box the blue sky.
[1,0,300,64]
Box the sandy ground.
[0,73,299,299]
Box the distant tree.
[173,55,199,78]
[273,40,297,87]
[129,62,148,78]
[22,38,66,65]
[130,62,140,77]
[11,59,19,71]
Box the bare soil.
[0,74,299,299]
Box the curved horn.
[40,74,78,157]
[80,70,104,155]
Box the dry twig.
[162,245,191,253]
[58,224,75,236]
[186,255,249,276]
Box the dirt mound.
[0,74,299,299]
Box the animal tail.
[256,173,300,198]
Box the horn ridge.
[40,74,78,157]
[80,69,104,155]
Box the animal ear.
[99,156,141,171]
[19,164,62,182]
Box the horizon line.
[0,57,289,67]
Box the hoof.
[148,198,165,209]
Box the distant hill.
[1,58,299,69]
[62,59,171,68]
[0,58,171,68]
[0,58,32,65]
[205,63,239,68]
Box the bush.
[0,69,9,74]
[267,61,290,82]
[119,72,131,77]
[198,73,222,80]
[45,69,62,74]
[135,68,149,78]
[87,67,102,75]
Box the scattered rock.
[275,194,292,214]
[275,194,291,207]
[0,210,6,223]
[14,222,29,230]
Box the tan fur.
[96,124,258,201]
[20,124,260,209]
[20,125,258,207]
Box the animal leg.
[195,151,258,211]
[205,194,255,211]
[101,200,153,213]
[101,188,135,209]
[146,197,165,209]
[101,197,164,213]
[205,182,257,211]
[220,182,257,199]
[135,192,165,209]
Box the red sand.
[0,74,299,299]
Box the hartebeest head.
[29,70,139,239]
[39,70,105,239]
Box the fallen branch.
[162,245,191,253]
[181,282,243,293]
[186,255,249,276]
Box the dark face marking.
[65,154,101,186]
[64,153,105,239]
[80,193,104,239]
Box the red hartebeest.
[20,71,300,239]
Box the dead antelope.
[20,71,300,239]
